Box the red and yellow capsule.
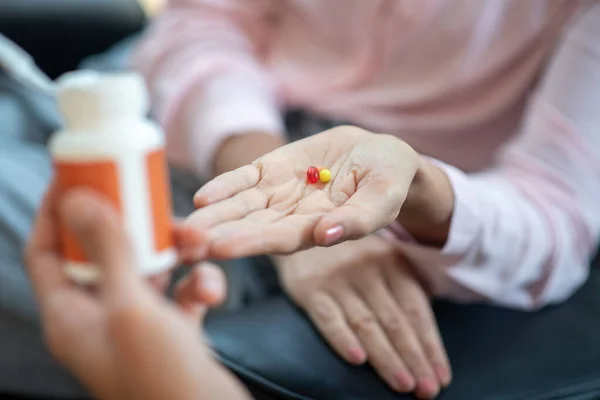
[307,166,332,184]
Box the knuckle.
[403,303,426,327]
[349,313,378,336]
[379,312,404,333]
[423,339,444,362]
[390,183,408,203]
[401,346,425,366]
[309,296,337,324]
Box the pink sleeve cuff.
[428,158,482,256]
[385,157,481,256]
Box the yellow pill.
[319,169,331,183]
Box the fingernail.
[201,271,223,296]
[348,347,366,364]
[324,225,344,245]
[415,376,439,399]
[394,371,416,392]
[434,365,451,387]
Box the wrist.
[212,132,285,177]
[397,156,454,247]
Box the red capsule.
[306,166,319,184]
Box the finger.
[357,273,439,399]
[27,180,61,254]
[174,262,226,321]
[60,189,138,290]
[187,188,267,231]
[336,288,416,393]
[387,265,452,389]
[173,223,209,263]
[300,292,366,365]
[194,165,260,207]
[207,214,317,258]
[147,272,171,294]
[314,178,405,246]
[24,181,70,303]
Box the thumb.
[174,262,227,323]
[314,179,406,246]
[60,189,137,286]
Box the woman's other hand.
[275,235,452,399]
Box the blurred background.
[0,0,162,78]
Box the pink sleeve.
[388,3,600,310]
[132,0,284,177]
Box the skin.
[212,132,286,177]
[24,184,250,400]
[189,128,455,399]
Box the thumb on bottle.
[60,189,137,285]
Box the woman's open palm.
[185,127,420,258]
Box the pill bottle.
[49,70,176,284]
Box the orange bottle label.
[55,160,122,263]
[55,149,173,263]
[145,149,174,252]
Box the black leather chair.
[4,3,600,399]
[0,0,145,79]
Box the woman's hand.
[24,184,250,400]
[185,126,452,259]
[274,235,452,400]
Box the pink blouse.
[133,0,600,310]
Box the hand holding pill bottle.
[49,71,176,284]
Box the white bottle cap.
[56,70,149,130]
